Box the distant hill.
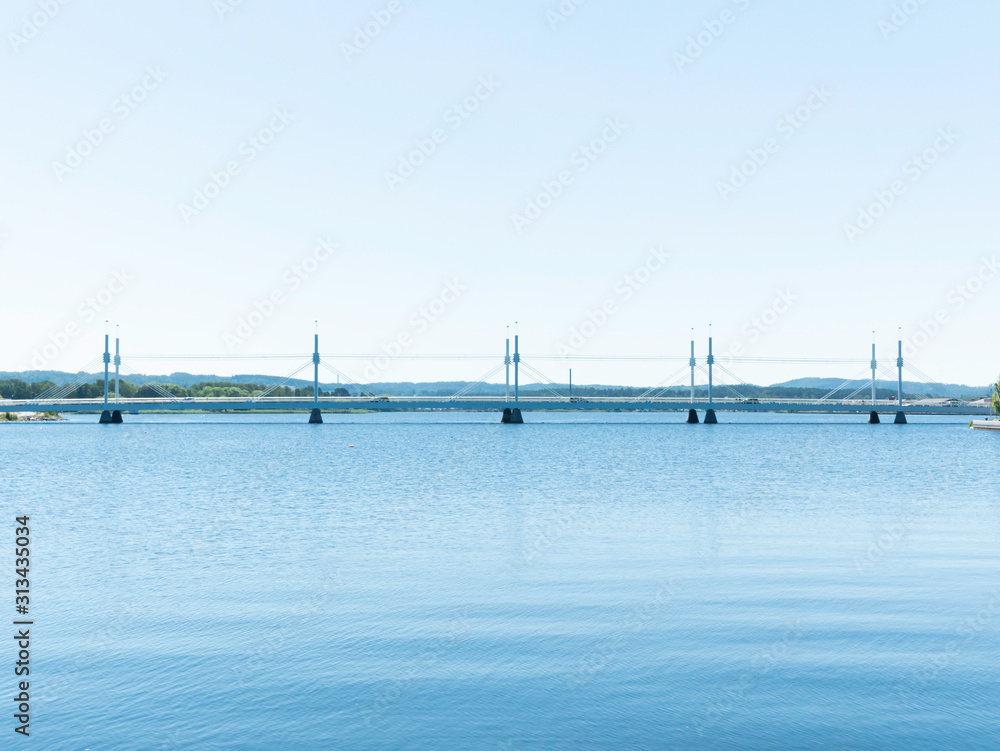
[1,370,992,400]
[771,378,991,400]
[1,370,324,389]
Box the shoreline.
[2,411,63,422]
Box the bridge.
[3,332,992,424]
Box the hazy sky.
[2,0,998,387]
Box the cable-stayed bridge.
[2,333,992,424]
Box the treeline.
[0,379,56,399]
[0,377,957,402]
[0,379,351,400]
[551,386,908,400]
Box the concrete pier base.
[894,411,907,424]
[868,411,881,424]
[686,409,700,424]
[704,409,718,424]
[111,410,124,423]
[501,408,523,424]
[99,410,112,424]
[309,408,323,424]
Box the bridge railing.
[0,396,978,407]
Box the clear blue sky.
[2,0,998,386]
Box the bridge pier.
[309,408,323,424]
[894,411,907,424]
[868,411,881,424]
[704,409,718,424]
[501,408,523,424]
[111,410,123,423]
[502,333,524,424]
[99,410,113,424]
[686,409,699,424]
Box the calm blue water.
[2,413,999,750]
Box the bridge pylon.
[99,330,119,424]
[502,332,523,424]
[310,329,323,424]
[894,335,907,424]
[704,333,717,424]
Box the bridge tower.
[686,335,699,423]
[111,333,123,423]
[98,329,124,423]
[501,330,523,424]
[514,333,521,404]
[309,327,323,424]
[869,338,880,423]
[704,332,717,424]
[505,336,510,402]
[894,333,907,424]
[99,331,113,424]
[114,331,120,404]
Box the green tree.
[993,376,999,416]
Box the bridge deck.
[1,397,990,416]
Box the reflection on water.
[2,413,998,750]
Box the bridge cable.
[251,361,314,402]
[902,363,948,394]
[713,363,766,399]
[518,361,572,399]
[31,356,105,401]
[318,360,364,389]
[448,362,506,401]
[815,366,874,402]
[630,364,691,402]
[694,364,748,401]
[118,363,185,401]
